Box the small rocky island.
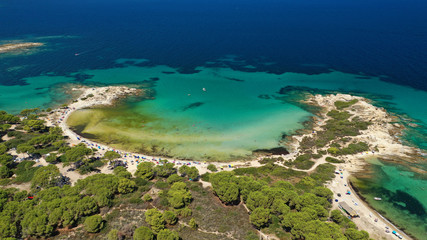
[0,42,43,54]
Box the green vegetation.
[189,217,198,229]
[0,166,145,238]
[143,194,153,202]
[210,171,240,204]
[207,164,217,172]
[164,211,178,225]
[297,106,372,180]
[103,150,121,161]
[20,108,41,117]
[327,110,352,120]
[113,166,132,179]
[168,182,193,209]
[12,161,38,183]
[310,163,337,185]
[31,164,61,189]
[330,209,357,229]
[293,154,315,170]
[203,163,370,240]
[328,142,369,156]
[135,162,155,180]
[61,143,92,163]
[157,229,179,240]
[118,177,136,194]
[0,109,374,240]
[325,156,345,163]
[345,228,370,240]
[324,117,370,138]
[338,142,370,155]
[179,165,199,180]
[155,162,176,178]
[134,160,190,181]
[145,208,166,233]
[233,162,306,181]
[107,229,119,240]
[250,207,271,229]
[334,99,358,109]
[84,215,104,233]
[134,226,154,240]
[167,174,183,184]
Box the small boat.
[202,87,206,91]
[374,197,382,201]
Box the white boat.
[374,197,382,201]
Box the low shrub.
[258,158,276,165]
[334,99,358,109]
[207,164,217,172]
[200,172,210,182]
[13,161,38,183]
[310,163,336,184]
[155,181,169,189]
[294,160,315,170]
[325,157,344,163]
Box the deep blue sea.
[1,0,427,90]
[1,0,426,238]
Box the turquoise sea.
[1,0,426,238]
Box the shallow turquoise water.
[2,0,427,237]
[3,62,427,158]
[67,65,314,160]
[353,158,427,239]
[0,75,74,111]
[2,60,427,238]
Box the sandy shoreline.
[44,87,422,240]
